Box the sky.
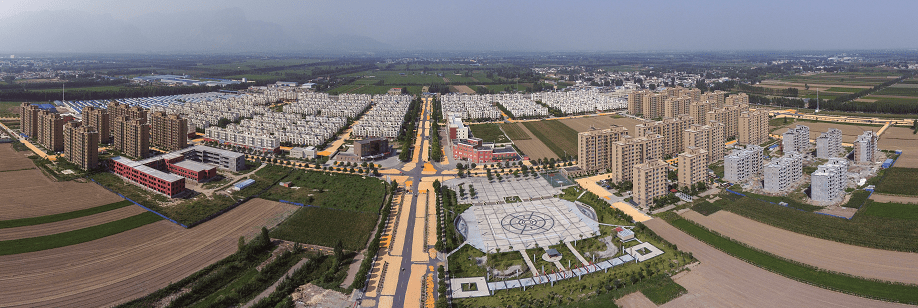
[0,0,916,53]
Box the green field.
[825,87,865,93]
[0,101,21,117]
[669,217,918,305]
[484,84,528,93]
[0,200,133,229]
[261,170,386,213]
[0,211,161,256]
[271,206,377,251]
[874,87,918,97]
[861,96,918,104]
[875,167,918,196]
[522,120,580,158]
[861,201,918,221]
[500,123,532,140]
[468,123,510,143]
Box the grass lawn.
[875,167,918,196]
[0,212,161,256]
[447,244,487,278]
[0,200,133,229]
[522,120,579,158]
[669,217,918,305]
[270,206,378,251]
[861,201,918,221]
[468,123,510,143]
[261,170,386,213]
[690,201,721,216]
[500,123,532,140]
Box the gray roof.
[173,160,214,172]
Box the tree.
[469,186,477,198]
[470,163,477,169]
[487,169,493,181]
[457,168,464,178]
[260,227,271,249]
[334,239,345,262]
[805,83,810,91]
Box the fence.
[89,178,188,228]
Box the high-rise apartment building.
[684,121,725,164]
[151,111,188,152]
[725,93,749,106]
[37,110,68,152]
[627,90,650,116]
[854,131,878,163]
[816,128,842,159]
[738,109,770,145]
[701,91,727,108]
[63,121,99,170]
[641,92,668,119]
[577,125,629,172]
[678,146,708,189]
[113,116,150,159]
[635,115,692,157]
[689,101,711,125]
[610,134,663,183]
[82,106,110,142]
[724,145,764,183]
[782,124,810,154]
[811,158,848,203]
[19,103,40,138]
[764,152,803,194]
[707,105,745,140]
[664,96,691,118]
[107,101,147,136]
[632,159,669,209]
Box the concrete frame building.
[452,137,517,163]
[783,125,810,154]
[37,110,69,152]
[635,115,691,157]
[107,101,147,136]
[632,159,669,209]
[354,137,390,159]
[151,111,188,152]
[738,109,769,146]
[678,146,708,189]
[764,152,803,194]
[724,145,764,183]
[707,105,744,140]
[701,91,727,108]
[854,131,879,163]
[816,128,843,159]
[113,116,150,159]
[641,92,668,119]
[577,125,629,172]
[663,96,691,119]
[63,121,99,170]
[811,158,848,203]
[627,90,650,116]
[610,134,663,183]
[19,103,40,138]
[81,106,110,142]
[684,121,725,164]
[447,112,470,141]
[689,101,710,125]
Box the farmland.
[0,168,124,220]
[0,198,298,308]
[522,120,579,158]
[0,211,162,255]
[861,201,918,221]
[558,115,646,134]
[772,120,882,143]
[874,167,918,196]
[0,200,134,229]
[666,216,918,304]
[879,127,918,167]
[0,101,20,117]
[270,206,378,251]
[468,123,510,143]
[0,143,35,171]
[261,170,387,213]
[499,123,531,140]
[506,122,557,160]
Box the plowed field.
[0,169,123,219]
[0,143,34,172]
[0,205,147,240]
[0,198,298,308]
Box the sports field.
[0,198,298,308]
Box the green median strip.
[0,200,135,229]
[0,211,162,256]
[668,218,918,305]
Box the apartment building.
[37,110,69,152]
[627,90,650,116]
[63,121,99,170]
[688,101,710,125]
[725,93,749,106]
[663,96,691,119]
[641,92,668,119]
[816,128,843,159]
[447,112,469,140]
[724,145,764,183]
[782,124,810,154]
[764,152,803,194]
[684,121,726,164]
[577,125,629,172]
[738,109,770,146]
[107,101,147,136]
[707,105,744,140]
[701,91,726,108]
[81,106,110,142]
[632,159,669,209]
[811,158,848,203]
[678,146,708,189]
[113,116,150,159]
[635,115,691,157]
[19,103,40,138]
[610,134,663,183]
[151,111,188,152]
[854,131,878,163]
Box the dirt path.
[0,205,146,240]
[0,169,124,219]
[0,198,298,308]
[241,258,311,308]
[870,193,918,204]
[643,219,906,308]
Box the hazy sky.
[1,0,917,52]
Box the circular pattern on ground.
[500,211,555,235]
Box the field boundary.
[0,211,162,256]
[90,178,188,228]
[0,200,134,229]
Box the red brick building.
[108,150,219,197]
[452,138,518,163]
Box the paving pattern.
[460,199,599,253]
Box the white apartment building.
[724,145,764,183]
[763,152,803,194]
[811,158,848,203]
[782,124,810,154]
[854,131,879,163]
[815,128,843,159]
